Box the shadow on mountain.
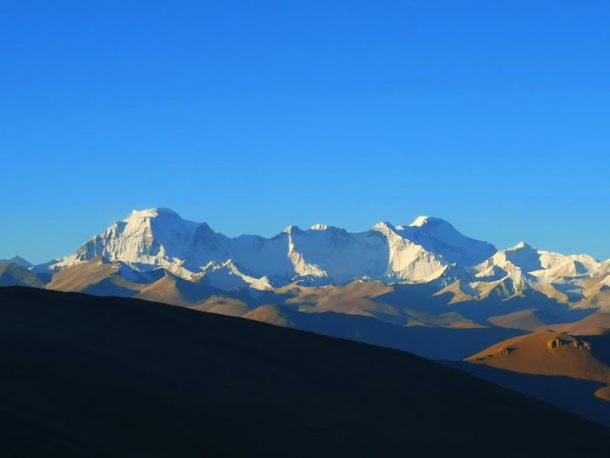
[250,305,525,360]
[0,286,608,457]
[450,362,610,427]
[380,283,593,324]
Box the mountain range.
[3,207,610,426]
[39,208,497,285]
[25,207,610,301]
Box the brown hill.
[0,263,43,288]
[243,304,294,327]
[191,296,250,316]
[136,275,189,305]
[241,303,521,360]
[136,274,219,306]
[433,280,475,304]
[404,309,481,328]
[487,309,551,331]
[46,258,146,296]
[467,329,610,401]
[285,280,402,322]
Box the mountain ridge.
[22,208,606,314]
[32,207,605,285]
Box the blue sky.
[1,1,609,263]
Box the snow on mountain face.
[286,226,388,283]
[476,241,601,281]
[42,207,606,298]
[49,208,495,286]
[198,260,275,291]
[53,208,231,276]
[372,222,448,282]
[400,216,496,266]
[467,241,606,302]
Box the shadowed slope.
[0,287,607,457]
[487,309,558,331]
[285,280,401,322]
[0,263,43,288]
[450,361,610,427]
[284,280,484,328]
[552,313,610,334]
[457,313,610,425]
[244,303,522,360]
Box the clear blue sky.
[1,1,609,263]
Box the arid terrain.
[0,286,608,457]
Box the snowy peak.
[408,215,447,228]
[510,241,532,251]
[372,221,396,232]
[495,242,543,272]
[397,216,496,266]
[307,224,346,234]
[310,224,329,231]
[51,208,230,277]
[36,207,602,300]
[125,207,181,221]
[283,225,303,235]
[474,239,604,296]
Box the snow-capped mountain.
[51,208,232,277]
[35,207,610,306]
[45,208,496,286]
[474,241,600,280]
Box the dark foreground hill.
[0,287,608,457]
